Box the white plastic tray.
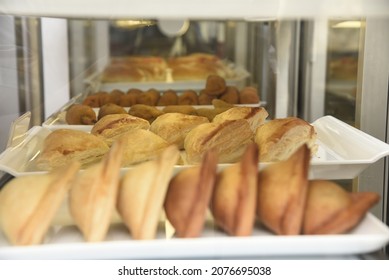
[0,213,388,259]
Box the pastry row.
[101,53,236,83]
[38,106,317,171]
[0,142,379,246]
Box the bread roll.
[254,117,317,162]
[118,129,170,166]
[117,145,180,240]
[91,114,150,146]
[69,140,124,242]
[213,106,269,132]
[164,150,218,238]
[257,144,310,235]
[150,113,209,149]
[0,162,80,245]
[211,143,258,236]
[36,129,109,171]
[184,119,253,164]
[303,180,380,235]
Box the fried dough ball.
[128,104,164,123]
[162,105,198,116]
[239,86,260,104]
[219,86,240,104]
[204,75,227,96]
[82,94,101,108]
[136,89,160,106]
[178,90,199,105]
[99,92,116,106]
[127,88,143,96]
[119,94,137,107]
[198,90,215,105]
[66,104,97,125]
[158,90,178,106]
[110,89,125,105]
[98,103,127,120]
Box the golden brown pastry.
[97,103,127,120]
[211,143,258,236]
[65,104,97,125]
[69,140,124,242]
[127,88,143,96]
[254,117,317,162]
[178,90,199,105]
[213,106,269,133]
[203,75,227,96]
[212,99,234,109]
[157,90,178,106]
[82,94,101,108]
[101,64,146,82]
[257,144,310,235]
[150,113,209,149]
[162,105,198,115]
[303,180,380,235]
[36,129,109,171]
[117,145,180,240]
[184,119,253,164]
[118,129,170,166]
[91,113,150,146]
[128,104,164,123]
[196,107,228,122]
[239,86,260,104]
[0,162,80,245]
[164,150,218,238]
[219,86,240,104]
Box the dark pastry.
[239,87,260,104]
[219,86,240,104]
[128,104,164,123]
[158,90,178,106]
[178,90,199,105]
[204,75,226,96]
[98,103,127,120]
[66,104,97,125]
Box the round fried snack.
[158,90,178,106]
[99,92,116,106]
[239,86,260,104]
[119,94,137,107]
[204,75,226,96]
[98,103,127,120]
[198,90,215,105]
[128,104,164,123]
[178,90,199,105]
[110,89,125,104]
[66,104,97,125]
[136,89,160,106]
[82,94,101,108]
[219,86,240,104]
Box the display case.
[1,0,389,259]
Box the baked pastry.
[36,129,109,171]
[184,119,254,164]
[118,94,137,107]
[254,117,317,162]
[162,105,198,115]
[117,145,180,240]
[239,87,260,104]
[69,140,124,242]
[158,90,178,106]
[118,129,170,166]
[178,90,199,105]
[213,106,269,132]
[219,86,240,104]
[303,180,380,235]
[211,143,258,236]
[203,75,226,96]
[65,104,97,125]
[196,107,228,122]
[257,144,310,235]
[91,113,150,146]
[99,92,116,106]
[150,113,209,149]
[97,103,127,120]
[128,104,164,123]
[212,99,234,109]
[0,162,80,245]
[101,64,146,82]
[164,149,218,238]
